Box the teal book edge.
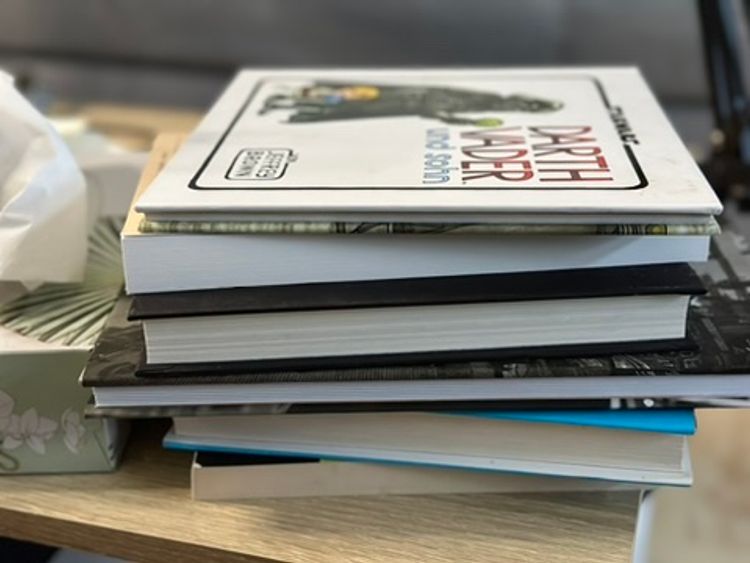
[449,409,696,435]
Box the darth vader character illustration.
[259,82,563,126]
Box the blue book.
[455,409,696,435]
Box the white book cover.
[137,67,722,219]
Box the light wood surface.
[122,132,185,237]
[649,408,750,562]
[0,421,639,563]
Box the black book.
[85,397,674,419]
[130,264,703,367]
[81,230,750,408]
[130,264,704,318]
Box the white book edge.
[190,453,650,500]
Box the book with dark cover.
[83,300,694,383]
[85,397,672,419]
[80,228,750,390]
[129,263,705,319]
[135,339,695,378]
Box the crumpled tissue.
[0,70,87,296]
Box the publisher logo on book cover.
[226,148,296,181]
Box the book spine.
[139,218,720,236]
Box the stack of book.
[82,67,745,499]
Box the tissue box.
[0,220,128,474]
[0,349,126,474]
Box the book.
[143,218,721,236]
[173,407,696,440]
[85,397,679,419]
[190,451,643,500]
[136,67,721,224]
[123,71,720,294]
[189,410,694,499]
[165,409,694,485]
[80,226,750,407]
[124,225,710,294]
[132,264,703,366]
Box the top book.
[136,67,722,224]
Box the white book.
[168,412,693,486]
[92,374,750,408]
[123,230,710,294]
[190,452,643,500]
[122,68,718,293]
[142,295,691,365]
[137,67,721,223]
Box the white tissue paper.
[0,70,87,293]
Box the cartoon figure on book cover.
[259,82,563,126]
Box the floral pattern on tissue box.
[0,350,123,474]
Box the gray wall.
[0,0,708,109]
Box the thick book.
[131,264,703,366]
[189,410,694,499]
[124,221,711,294]
[166,410,694,485]
[136,67,721,224]
[120,301,698,377]
[190,452,643,500]
[122,156,718,294]
[123,128,714,294]
[80,227,750,407]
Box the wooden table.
[649,409,750,562]
[0,421,639,563]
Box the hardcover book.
[123,134,713,294]
[130,264,703,367]
[136,67,721,224]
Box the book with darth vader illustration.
[136,67,721,225]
